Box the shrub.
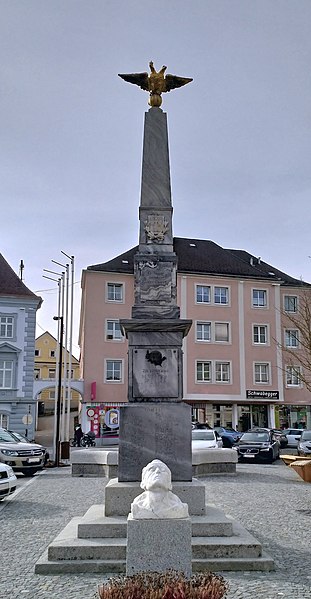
[98,570,228,599]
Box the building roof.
[0,254,42,304]
[86,237,309,287]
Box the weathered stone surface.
[104,478,206,516]
[132,348,179,398]
[126,515,192,577]
[118,403,192,481]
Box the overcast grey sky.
[1,0,310,355]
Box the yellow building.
[35,331,81,416]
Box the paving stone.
[0,461,310,598]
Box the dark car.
[214,426,242,447]
[235,428,280,463]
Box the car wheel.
[20,469,38,477]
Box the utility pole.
[53,315,64,467]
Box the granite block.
[104,479,206,516]
[126,515,192,577]
[118,403,192,481]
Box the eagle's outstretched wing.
[118,72,149,91]
[164,74,193,92]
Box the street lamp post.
[53,315,64,467]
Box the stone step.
[35,553,275,575]
[35,552,125,574]
[77,504,234,539]
[193,522,262,559]
[48,537,127,561]
[45,517,261,563]
[192,554,275,572]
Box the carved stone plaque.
[132,348,178,398]
[139,262,172,303]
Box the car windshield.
[240,432,269,442]
[0,429,18,443]
[9,431,29,443]
[301,431,311,441]
[192,431,215,441]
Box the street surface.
[0,458,310,599]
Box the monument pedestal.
[104,478,206,516]
[118,403,192,482]
[127,515,192,577]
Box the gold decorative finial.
[118,61,193,107]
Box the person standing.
[74,424,83,447]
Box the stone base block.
[118,403,192,482]
[71,449,118,478]
[104,478,206,516]
[126,515,192,577]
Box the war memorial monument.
[35,63,274,575]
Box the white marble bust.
[130,459,189,519]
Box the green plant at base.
[98,570,228,599]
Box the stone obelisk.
[118,63,192,482]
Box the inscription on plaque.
[133,348,178,398]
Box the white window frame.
[285,329,299,349]
[105,359,123,383]
[34,368,41,380]
[215,361,231,383]
[253,324,269,345]
[50,350,56,358]
[106,319,123,341]
[34,349,40,357]
[49,390,56,399]
[48,368,56,379]
[285,365,302,387]
[195,321,231,344]
[214,286,229,305]
[284,295,298,313]
[106,282,124,303]
[0,360,14,388]
[254,362,271,384]
[195,321,211,342]
[0,413,9,428]
[0,315,15,339]
[196,360,212,383]
[195,284,211,304]
[252,288,268,308]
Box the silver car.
[283,428,304,447]
[0,428,45,476]
[297,430,311,456]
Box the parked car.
[250,427,288,449]
[235,428,280,463]
[192,429,223,450]
[0,463,17,500]
[0,428,45,476]
[297,430,311,456]
[214,426,242,447]
[8,430,49,464]
[283,428,304,447]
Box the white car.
[283,428,304,447]
[0,463,17,501]
[192,429,223,450]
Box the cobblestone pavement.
[0,460,310,599]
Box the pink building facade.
[79,238,311,439]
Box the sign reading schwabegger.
[246,390,280,400]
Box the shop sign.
[246,390,279,400]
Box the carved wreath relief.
[144,215,168,243]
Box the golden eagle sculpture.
[118,61,192,107]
